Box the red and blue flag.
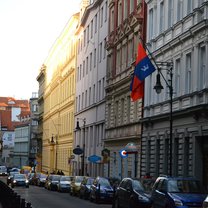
[130,43,156,101]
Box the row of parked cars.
[5,169,208,208]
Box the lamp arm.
[158,67,173,90]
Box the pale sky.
[0,0,80,100]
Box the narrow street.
[13,185,112,208]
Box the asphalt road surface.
[13,185,112,208]
[0,176,112,208]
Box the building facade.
[105,0,146,179]
[40,13,79,175]
[0,97,30,167]
[74,0,108,177]
[142,0,208,186]
[36,64,46,172]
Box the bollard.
[15,195,21,208]
[21,198,25,208]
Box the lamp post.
[154,65,173,176]
[76,118,86,176]
[49,134,57,172]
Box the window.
[80,64,82,80]
[177,0,183,21]
[105,1,107,22]
[83,60,85,77]
[149,9,153,39]
[199,46,206,89]
[87,25,89,43]
[98,80,101,101]
[94,48,97,67]
[159,1,164,32]
[185,53,192,93]
[120,98,124,124]
[110,10,114,32]
[82,92,84,109]
[117,1,122,26]
[90,20,93,38]
[103,38,106,59]
[100,7,103,27]
[123,0,128,20]
[95,14,97,33]
[102,77,105,98]
[130,0,134,13]
[85,90,87,107]
[127,96,130,122]
[89,87,91,105]
[90,53,92,71]
[84,30,86,47]
[93,84,96,103]
[86,57,89,74]
[77,67,79,82]
[99,42,102,62]
[168,0,173,28]
[32,104,38,112]
[187,0,193,14]
[108,104,111,126]
[175,58,181,96]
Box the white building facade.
[74,0,109,177]
[142,0,208,185]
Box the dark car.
[45,174,61,191]
[11,174,29,188]
[36,173,47,187]
[90,176,114,203]
[80,177,94,199]
[151,175,207,208]
[70,176,84,196]
[7,171,20,185]
[113,178,152,208]
[57,176,73,192]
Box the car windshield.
[75,176,83,183]
[133,180,144,192]
[52,175,61,180]
[40,174,47,178]
[10,172,18,176]
[99,178,111,186]
[61,176,71,181]
[14,174,25,179]
[168,179,204,193]
[87,178,94,185]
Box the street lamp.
[154,65,173,176]
[49,134,58,172]
[76,118,86,176]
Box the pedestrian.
[60,170,64,175]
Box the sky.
[0,0,80,100]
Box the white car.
[0,166,7,176]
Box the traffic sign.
[119,149,128,158]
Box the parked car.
[57,176,73,192]
[7,171,20,185]
[70,176,84,196]
[80,177,94,199]
[45,174,61,191]
[90,176,114,203]
[203,195,208,208]
[113,177,152,208]
[36,173,47,187]
[151,175,207,208]
[0,166,7,176]
[11,174,29,188]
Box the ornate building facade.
[105,0,146,179]
[74,0,108,177]
[40,13,79,175]
[142,0,208,186]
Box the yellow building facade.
[41,13,79,175]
